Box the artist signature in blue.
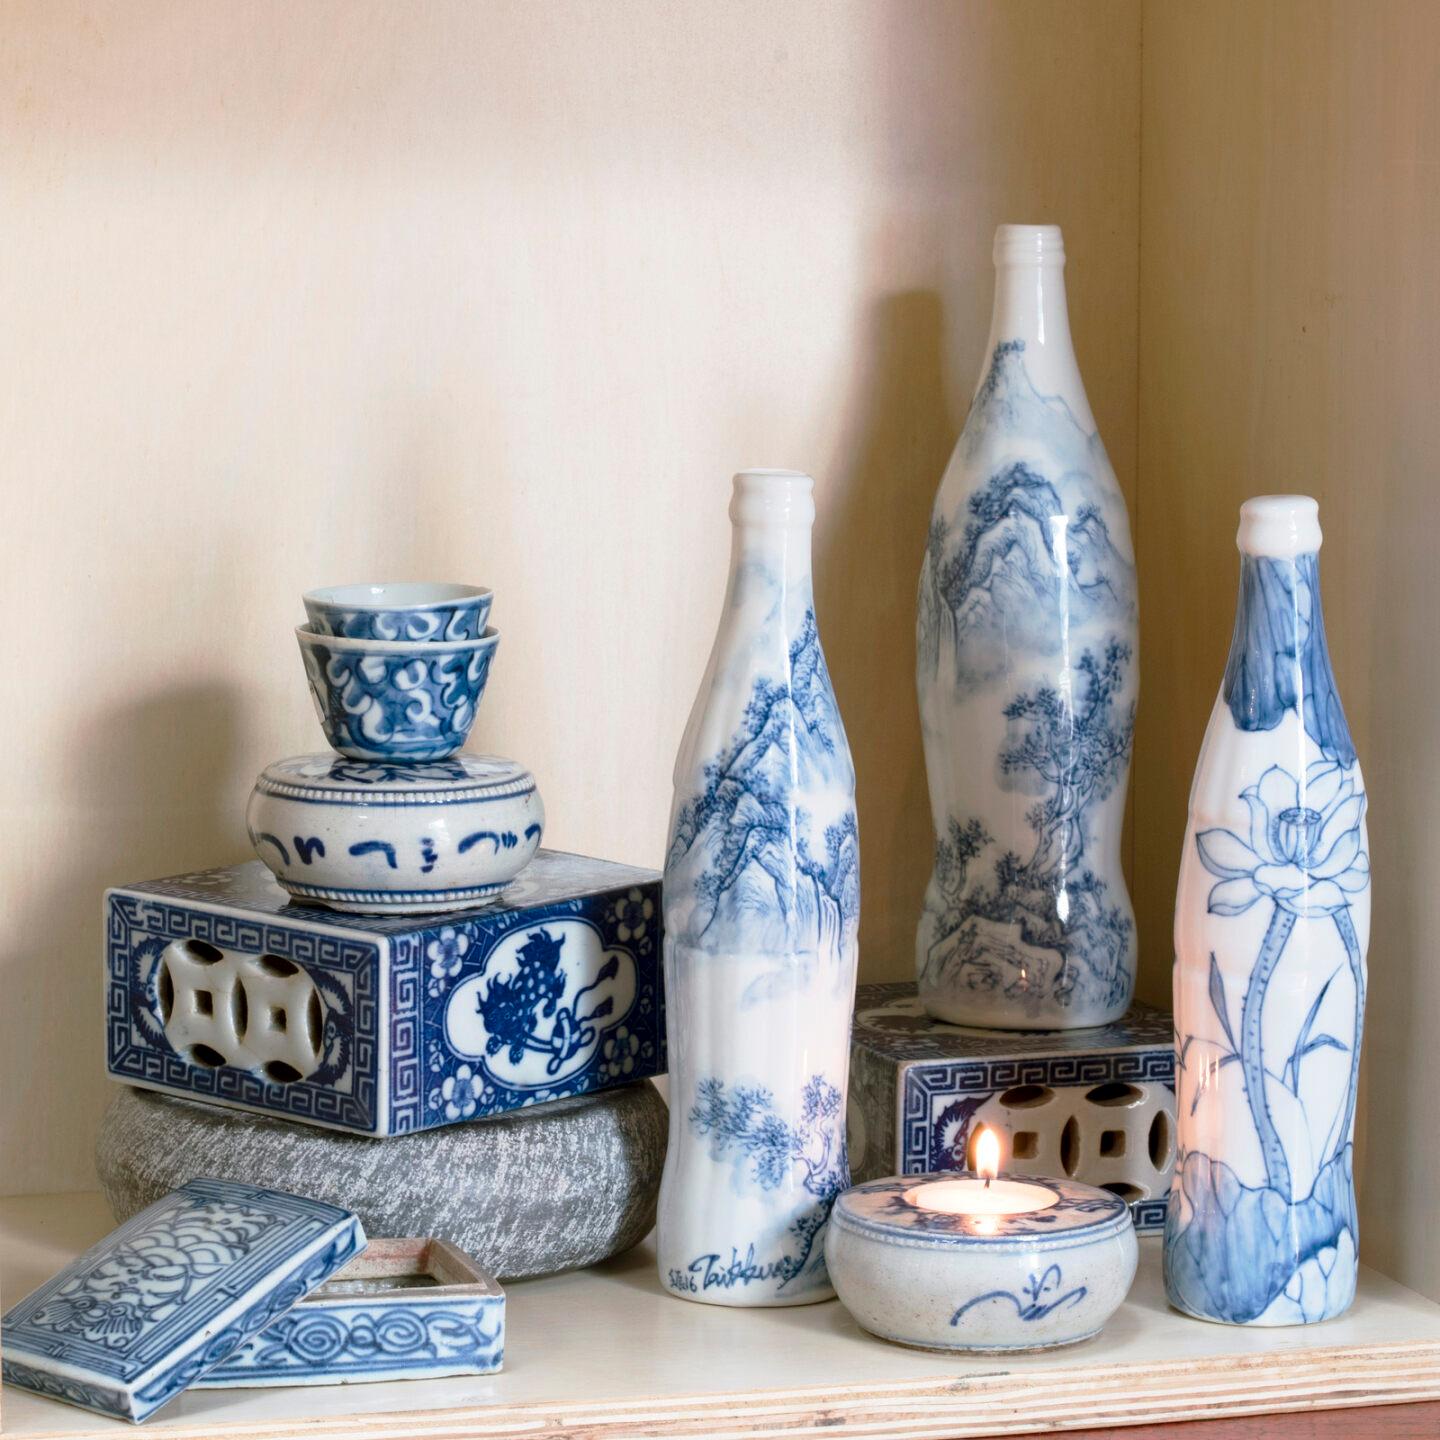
[667,1247,791,1295]
[951,1264,1087,1326]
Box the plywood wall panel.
[1138,0,1440,1301]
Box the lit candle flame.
[975,1126,1000,1188]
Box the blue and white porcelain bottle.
[1166,495,1369,1326]
[916,224,1139,1029]
[657,469,860,1307]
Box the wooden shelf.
[4,1193,1440,1438]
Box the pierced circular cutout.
[232,980,250,1043]
[264,1061,303,1085]
[156,961,175,1024]
[186,1043,226,1069]
[307,990,324,1056]
[1149,1109,1173,1169]
[998,1084,1055,1109]
[255,953,300,978]
[1060,1115,1081,1176]
[1102,1181,1144,1202]
[181,939,223,965]
[1085,1082,1144,1108]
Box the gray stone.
[96,1081,667,1281]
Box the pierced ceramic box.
[106,851,664,1136]
[1,1178,365,1423]
[848,982,1175,1232]
[195,1237,503,1386]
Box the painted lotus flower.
[1197,761,1369,918]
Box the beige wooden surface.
[1134,0,1440,1306]
[4,1195,1440,1439]
[0,0,1142,1198]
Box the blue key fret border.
[900,1050,1176,1234]
[106,872,665,1136]
[106,895,382,1133]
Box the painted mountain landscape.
[666,611,859,980]
[918,340,1135,696]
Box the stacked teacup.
[246,582,545,914]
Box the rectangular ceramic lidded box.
[106,851,664,1137]
[848,982,1176,1232]
[195,1237,504,1386]
[1,1178,365,1423]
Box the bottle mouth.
[730,470,815,526]
[993,224,1065,268]
[1237,494,1323,557]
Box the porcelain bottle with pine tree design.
[1166,495,1369,1325]
[657,470,859,1307]
[916,224,1139,1030]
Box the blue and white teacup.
[303,582,493,642]
[297,624,499,762]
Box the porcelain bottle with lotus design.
[657,470,859,1307]
[916,224,1139,1030]
[1165,495,1369,1326]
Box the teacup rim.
[296,622,499,654]
[304,582,493,612]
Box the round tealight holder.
[825,1172,1137,1353]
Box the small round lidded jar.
[826,1141,1137,1353]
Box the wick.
[984,1174,992,1190]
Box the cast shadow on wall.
[814,289,960,984]
[5,683,249,1192]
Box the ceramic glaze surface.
[196,1239,504,1386]
[916,225,1138,1030]
[297,626,498,761]
[304,583,493,642]
[0,1178,364,1422]
[658,470,859,1307]
[246,753,543,913]
[826,1172,1136,1352]
[105,853,664,1136]
[1165,496,1369,1327]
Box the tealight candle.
[825,1126,1138,1353]
[900,1129,1056,1217]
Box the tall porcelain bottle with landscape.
[916,224,1139,1030]
[658,470,860,1307]
[1165,496,1369,1326]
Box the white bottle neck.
[727,470,815,587]
[978,225,1095,432]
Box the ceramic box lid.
[1,1177,365,1423]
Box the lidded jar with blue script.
[657,470,859,1307]
[916,224,1139,1030]
[1166,495,1369,1326]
